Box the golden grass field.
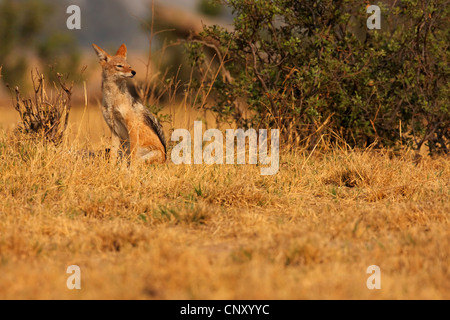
[0,100,449,300]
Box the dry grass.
[0,126,448,300]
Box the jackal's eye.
[116,65,123,68]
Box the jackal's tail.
[143,110,166,154]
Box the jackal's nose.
[131,70,136,76]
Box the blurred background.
[0,0,233,90]
[0,0,231,139]
[2,0,447,153]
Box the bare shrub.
[11,69,72,145]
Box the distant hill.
[44,0,231,52]
[45,0,150,51]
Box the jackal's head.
[92,43,136,81]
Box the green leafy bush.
[188,0,449,154]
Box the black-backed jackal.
[92,43,166,163]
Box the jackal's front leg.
[109,133,121,160]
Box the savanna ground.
[0,103,448,300]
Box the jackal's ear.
[116,44,127,59]
[92,44,111,63]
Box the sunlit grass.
[0,129,448,299]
